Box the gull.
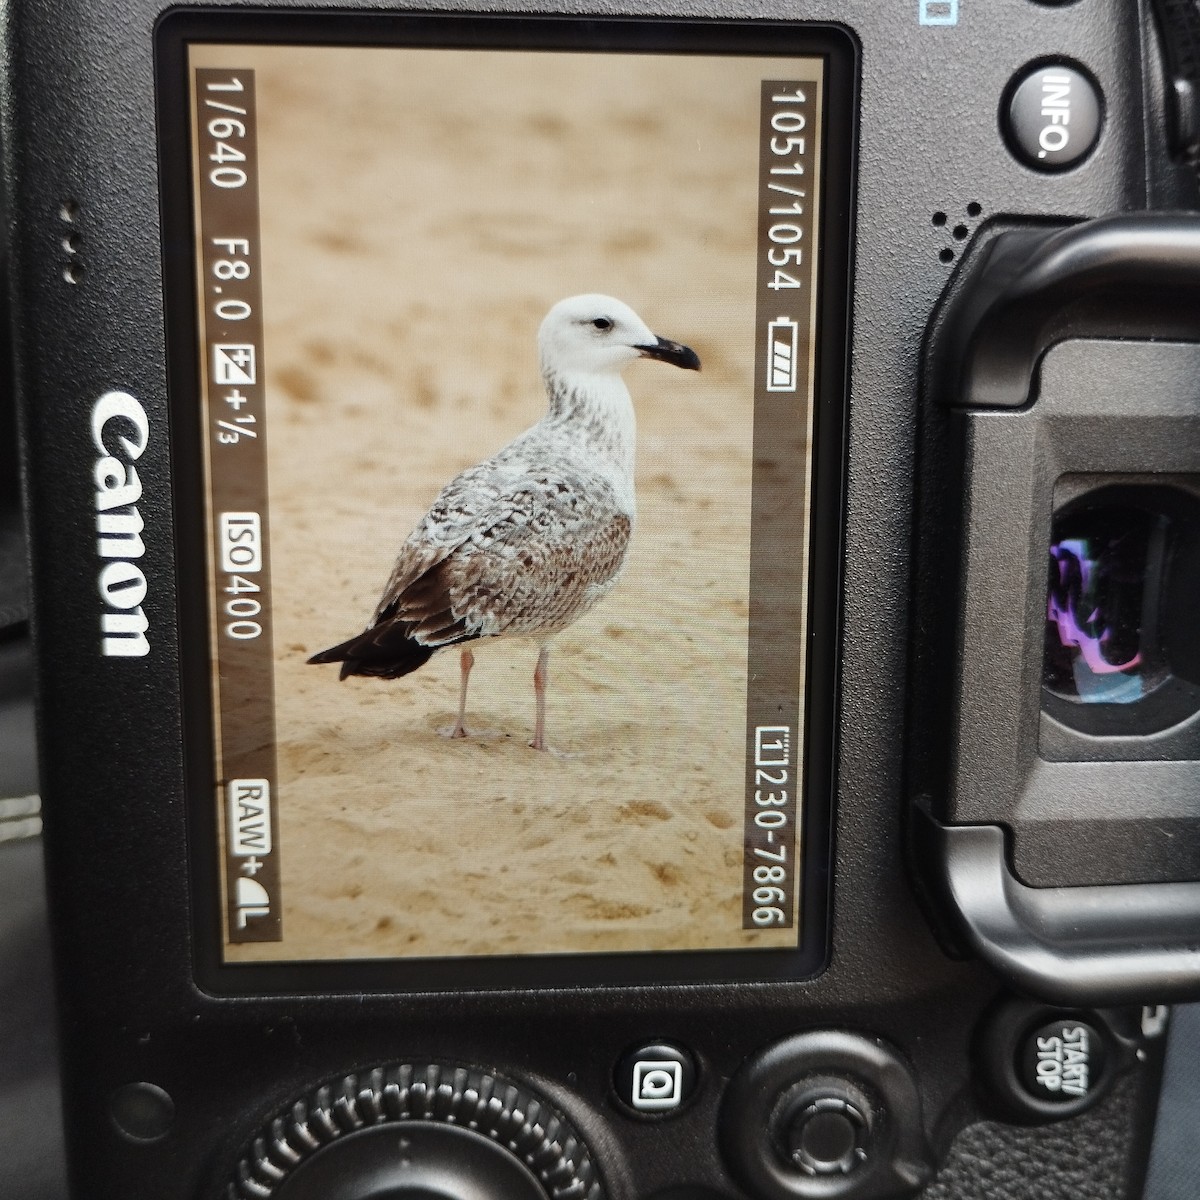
[308,294,700,750]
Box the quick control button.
[784,1095,869,1176]
[1004,62,1102,171]
[614,1041,697,1116]
[1019,1017,1108,1105]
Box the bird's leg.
[451,648,474,738]
[530,646,551,752]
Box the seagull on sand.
[308,294,701,751]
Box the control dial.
[228,1063,605,1200]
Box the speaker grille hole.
[932,202,984,263]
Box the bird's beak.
[636,336,701,371]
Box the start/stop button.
[1004,61,1103,171]
[1019,1017,1109,1106]
[976,998,1127,1124]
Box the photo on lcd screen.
[186,39,826,964]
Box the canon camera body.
[5,0,1200,1197]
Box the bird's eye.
[592,317,613,331]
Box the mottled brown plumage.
[309,294,699,749]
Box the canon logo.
[92,391,150,657]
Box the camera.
[6,0,1200,1196]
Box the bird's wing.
[370,458,519,623]
[373,465,632,647]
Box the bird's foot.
[528,734,548,752]
[449,724,470,740]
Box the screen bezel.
[157,9,858,997]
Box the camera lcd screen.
[168,17,852,986]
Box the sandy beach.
[191,41,817,961]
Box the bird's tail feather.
[307,627,439,680]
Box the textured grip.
[925,1074,1149,1200]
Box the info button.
[1004,62,1103,171]
[614,1042,697,1117]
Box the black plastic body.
[1,1,1190,1198]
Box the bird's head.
[538,294,701,378]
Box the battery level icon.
[766,318,799,392]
